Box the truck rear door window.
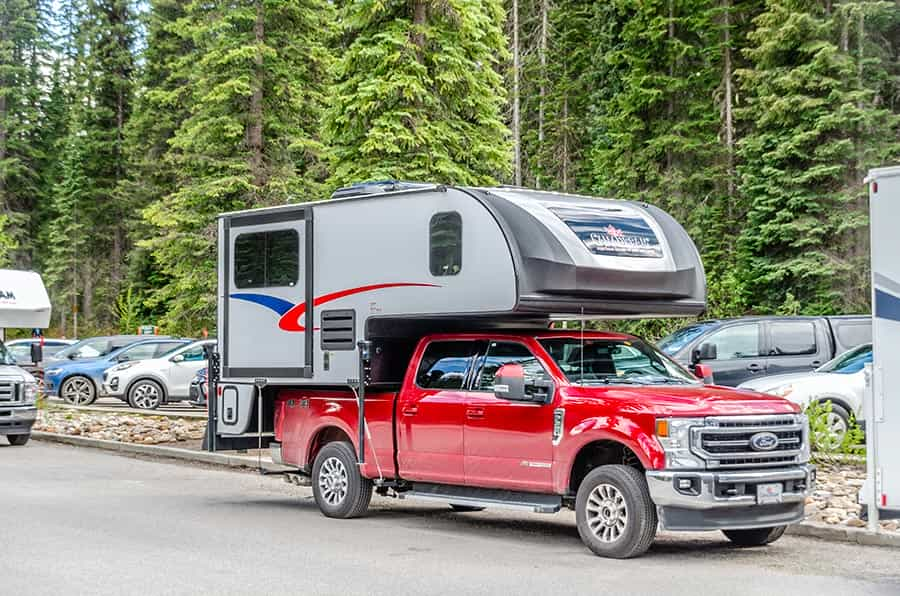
[234,229,299,288]
[769,321,816,356]
[430,212,462,276]
[415,341,477,389]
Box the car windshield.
[55,338,116,360]
[818,344,872,374]
[0,341,16,365]
[539,337,698,386]
[657,322,717,356]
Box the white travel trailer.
[862,165,900,524]
[212,182,706,445]
[0,269,51,445]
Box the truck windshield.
[0,341,15,365]
[539,337,698,386]
[818,343,872,374]
[657,322,717,356]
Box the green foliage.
[736,0,900,315]
[114,285,142,333]
[805,400,865,458]
[141,0,334,333]
[324,0,511,186]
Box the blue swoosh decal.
[230,293,295,316]
[875,288,900,323]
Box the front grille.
[0,380,20,404]
[692,415,806,469]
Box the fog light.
[678,478,693,490]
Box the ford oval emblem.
[750,431,779,452]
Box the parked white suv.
[102,339,216,410]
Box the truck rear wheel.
[6,434,30,446]
[311,441,373,519]
[575,465,657,559]
[722,526,786,547]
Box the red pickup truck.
[271,330,814,558]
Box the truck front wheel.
[722,526,786,547]
[6,434,30,446]
[575,465,657,559]
[311,441,373,519]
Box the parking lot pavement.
[2,443,898,596]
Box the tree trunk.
[537,0,548,189]
[666,0,675,173]
[562,95,568,192]
[723,0,735,204]
[411,0,426,57]
[512,0,522,186]
[248,0,266,192]
[82,266,93,327]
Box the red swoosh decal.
[278,283,440,331]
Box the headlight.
[655,417,706,469]
[110,362,134,372]
[45,368,62,376]
[23,382,38,404]
[770,384,794,398]
[798,413,811,463]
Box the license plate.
[756,482,783,504]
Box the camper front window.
[234,229,299,288]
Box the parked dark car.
[187,366,208,408]
[5,338,75,381]
[657,315,871,387]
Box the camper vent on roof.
[321,309,356,351]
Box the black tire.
[128,379,164,410]
[449,504,485,513]
[722,525,786,547]
[60,375,97,406]
[575,465,657,559]
[7,434,30,446]
[311,441,373,519]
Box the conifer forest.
[0,0,898,336]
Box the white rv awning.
[0,269,51,329]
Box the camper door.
[222,209,312,379]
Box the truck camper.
[211,182,814,558]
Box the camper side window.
[234,229,299,288]
[430,212,462,276]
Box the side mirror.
[693,363,714,384]
[67,352,76,360]
[493,363,526,401]
[172,354,185,363]
[116,355,130,363]
[30,343,43,364]
[691,342,717,364]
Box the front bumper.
[0,406,37,435]
[646,465,815,531]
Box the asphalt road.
[2,442,898,596]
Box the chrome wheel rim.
[586,483,628,543]
[62,378,94,405]
[318,456,348,506]
[132,383,160,409]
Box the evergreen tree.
[323,0,511,186]
[736,0,900,314]
[0,0,50,268]
[142,0,333,332]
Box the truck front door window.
[415,341,477,389]
[475,342,549,397]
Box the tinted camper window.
[430,212,462,276]
[234,229,299,288]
